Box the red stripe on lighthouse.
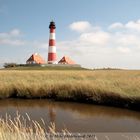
[50,28,55,33]
[49,39,55,46]
[48,53,57,61]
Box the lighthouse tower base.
[48,61,58,64]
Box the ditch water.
[0,99,140,132]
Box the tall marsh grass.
[0,112,138,140]
[0,112,74,140]
[0,70,140,110]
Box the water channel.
[0,99,140,132]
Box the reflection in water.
[0,99,140,132]
[49,108,56,123]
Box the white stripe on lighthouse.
[49,33,55,40]
[48,46,56,53]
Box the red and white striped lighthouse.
[48,21,57,64]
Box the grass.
[0,112,75,140]
[0,69,140,110]
[0,112,139,140]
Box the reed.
[0,70,140,110]
[0,112,74,140]
[0,112,137,140]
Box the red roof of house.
[58,56,75,64]
[26,53,45,64]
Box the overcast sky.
[1,0,140,69]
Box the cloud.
[109,19,140,32]
[0,29,26,46]
[10,29,21,36]
[0,39,25,46]
[69,20,140,49]
[114,33,140,47]
[108,22,124,30]
[0,29,21,38]
[125,20,140,31]
[55,20,140,68]
[37,42,48,49]
[69,21,93,33]
[117,47,131,53]
[79,31,110,46]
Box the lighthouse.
[48,21,57,64]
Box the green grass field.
[0,69,140,110]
